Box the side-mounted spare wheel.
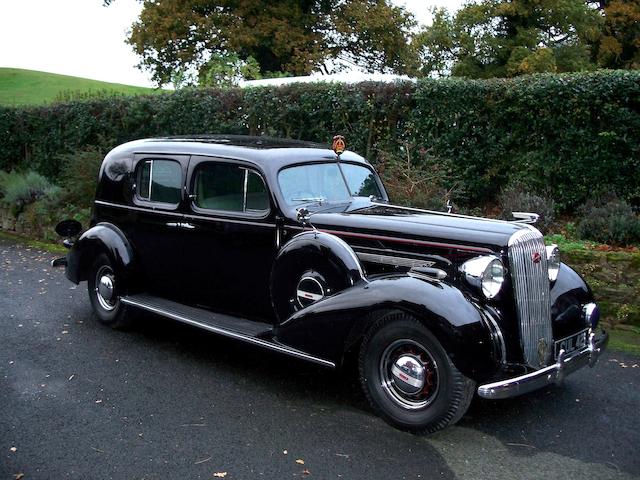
[359,313,475,433]
[271,231,366,321]
[87,253,132,328]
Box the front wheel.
[87,253,131,328]
[358,313,475,433]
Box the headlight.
[460,256,505,299]
[546,245,560,282]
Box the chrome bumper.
[477,329,608,400]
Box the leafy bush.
[498,183,556,233]
[377,143,462,211]
[57,144,105,209]
[0,70,638,212]
[0,170,59,214]
[577,199,640,246]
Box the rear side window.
[137,159,182,204]
[193,163,269,214]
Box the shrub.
[377,143,462,211]
[0,170,60,214]
[498,183,556,233]
[576,199,640,246]
[57,144,105,209]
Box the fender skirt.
[276,275,499,381]
[65,223,135,284]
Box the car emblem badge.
[531,251,542,264]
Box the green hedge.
[1,70,638,210]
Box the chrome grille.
[508,228,553,368]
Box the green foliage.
[199,54,262,87]
[0,70,638,212]
[577,198,640,246]
[416,0,601,78]
[376,144,461,211]
[124,0,417,85]
[57,145,105,209]
[0,170,60,214]
[0,68,159,107]
[498,183,556,233]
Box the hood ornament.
[332,135,346,159]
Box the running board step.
[120,293,335,368]
[122,293,272,337]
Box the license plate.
[554,328,589,359]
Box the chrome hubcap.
[95,265,117,311]
[380,339,439,410]
[296,276,325,308]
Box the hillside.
[0,68,158,106]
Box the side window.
[137,159,182,204]
[246,171,269,212]
[193,162,269,214]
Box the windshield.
[278,162,383,207]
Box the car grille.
[508,228,553,368]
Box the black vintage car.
[53,135,608,433]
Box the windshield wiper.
[291,196,327,205]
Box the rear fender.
[276,275,498,381]
[66,223,134,284]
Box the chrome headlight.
[546,244,560,282]
[461,256,505,299]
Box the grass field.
[0,68,159,106]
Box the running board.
[120,293,336,368]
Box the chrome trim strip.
[316,228,493,254]
[477,330,608,399]
[94,200,276,228]
[120,297,336,368]
[356,252,437,269]
[370,202,518,225]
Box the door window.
[193,163,269,214]
[137,159,182,204]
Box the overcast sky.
[0,0,464,88]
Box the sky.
[0,0,464,88]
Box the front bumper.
[477,329,608,400]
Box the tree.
[588,0,640,69]
[107,0,417,86]
[416,0,602,78]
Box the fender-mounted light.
[461,256,505,299]
[546,244,560,282]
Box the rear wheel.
[87,253,131,328]
[358,313,475,433]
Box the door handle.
[166,222,196,230]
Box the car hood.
[308,204,528,253]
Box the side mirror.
[55,219,82,238]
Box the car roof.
[106,135,369,174]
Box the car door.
[128,153,190,300]
[182,156,278,321]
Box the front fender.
[66,223,134,284]
[276,274,499,381]
[270,230,366,321]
